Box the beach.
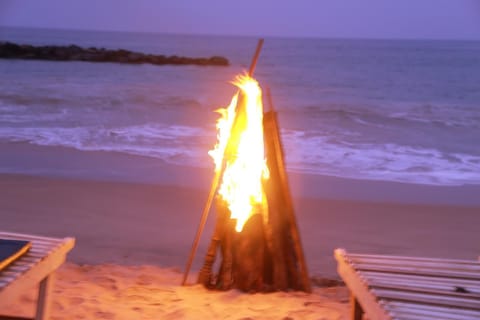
[1,26,480,319]
[2,262,349,320]
[2,156,479,274]
[1,144,480,319]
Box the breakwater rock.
[0,42,229,66]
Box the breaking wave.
[1,123,479,186]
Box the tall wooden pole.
[265,87,312,293]
[182,39,264,285]
[247,39,264,77]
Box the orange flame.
[208,74,269,232]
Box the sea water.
[1,27,479,186]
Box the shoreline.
[1,141,480,206]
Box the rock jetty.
[0,42,229,66]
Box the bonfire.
[183,40,310,293]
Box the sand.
[1,165,479,319]
[3,263,349,320]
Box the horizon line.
[1,24,480,43]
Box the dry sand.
[1,171,479,319]
[3,263,348,320]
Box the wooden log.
[212,206,268,291]
[247,39,264,77]
[232,213,266,292]
[182,166,223,285]
[197,197,228,287]
[262,203,288,291]
[218,209,235,290]
[263,92,311,293]
[262,138,296,290]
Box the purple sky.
[1,0,479,40]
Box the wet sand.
[1,171,479,277]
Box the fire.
[208,74,269,232]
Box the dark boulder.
[208,56,229,66]
[0,42,230,67]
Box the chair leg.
[351,293,364,320]
[35,274,54,320]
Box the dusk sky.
[1,0,479,40]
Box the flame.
[208,74,269,232]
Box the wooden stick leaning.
[181,39,264,285]
[265,87,312,293]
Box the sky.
[0,0,479,40]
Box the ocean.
[1,26,480,186]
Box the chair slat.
[350,257,480,272]
[336,249,480,320]
[367,277,480,295]
[384,301,480,318]
[353,264,480,281]
[347,253,479,265]
[372,288,480,310]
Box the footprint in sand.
[126,295,146,301]
[149,302,163,307]
[52,301,65,311]
[20,294,36,304]
[94,311,115,320]
[69,297,85,305]
[89,298,100,305]
[135,274,154,286]
[92,276,118,290]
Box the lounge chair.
[0,232,75,320]
[335,248,480,320]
